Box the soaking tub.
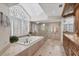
[2,36,45,56]
[17,36,43,46]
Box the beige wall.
[0,26,10,54]
[0,4,10,55]
[31,22,61,40]
[0,4,9,16]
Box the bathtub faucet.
[25,37,30,43]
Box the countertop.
[64,33,79,46]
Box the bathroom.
[0,1,79,59]
[0,3,65,56]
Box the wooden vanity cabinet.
[75,4,79,36]
[63,34,79,56]
[63,35,70,56]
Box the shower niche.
[30,21,61,40]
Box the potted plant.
[10,36,19,43]
[26,32,32,36]
[29,32,32,35]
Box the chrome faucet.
[26,38,29,43]
[25,36,31,43]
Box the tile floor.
[34,38,66,56]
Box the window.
[9,5,29,36]
[63,16,75,33]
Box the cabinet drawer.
[63,35,70,47]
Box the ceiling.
[39,3,64,17]
[4,3,18,7]
[4,3,65,20]
[20,3,48,21]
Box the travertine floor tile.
[34,39,66,56]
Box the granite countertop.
[2,36,44,56]
[64,33,79,46]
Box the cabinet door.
[63,35,70,56]
[75,7,79,35]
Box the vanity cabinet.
[75,4,79,36]
[63,35,70,56]
[63,34,79,56]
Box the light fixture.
[36,22,40,24]
[59,4,62,8]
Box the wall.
[0,26,10,55]
[0,4,9,16]
[30,17,63,42]
[31,22,61,39]
[0,4,10,55]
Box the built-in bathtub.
[17,36,43,46]
[1,36,45,56]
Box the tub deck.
[1,36,45,56]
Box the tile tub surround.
[2,36,45,56]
